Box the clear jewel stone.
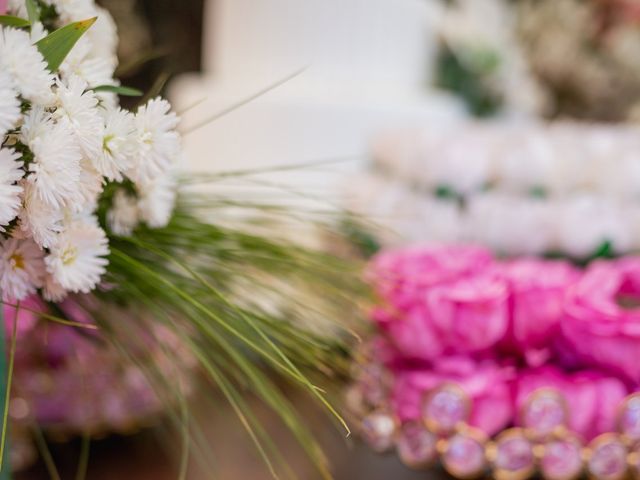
[396,421,437,468]
[494,430,534,475]
[422,384,468,434]
[361,412,396,453]
[587,436,628,480]
[442,432,486,478]
[541,438,583,480]
[619,394,640,442]
[522,388,567,438]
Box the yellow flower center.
[9,253,24,270]
[61,246,78,266]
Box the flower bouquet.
[349,244,640,479]
[0,0,365,477]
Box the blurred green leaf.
[92,85,143,97]
[0,15,30,27]
[25,0,40,25]
[35,17,96,72]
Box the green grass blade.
[25,0,39,25]
[92,85,143,97]
[0,16,30,27]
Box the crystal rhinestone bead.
[491,428,535,480]
[360,411,396,453]
[440,428,487,479]
[618,393,640,442]
[540,435,583,480]
[396,420,437,469]
[587,434,628,480]
[353,363,390,409]
[521,388,568,439]
[422,383,470,434]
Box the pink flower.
[498,259,579,364]
[373,306,445,360]
[369,245,506,359]
[0,0,6,15]
[561,258,640,382]
[3,296,46,336]
[426,272,509,354]
[516,366,628,440]
[391,356,514,436]
[368,244,494,312]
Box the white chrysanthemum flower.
[27,120,83,209]
[42,274,68,302]
[0,71,20,136]
[45,220,109,293]
[19,182,65,249]
[0,148,24,231]
[130,98,180,182]
[60,37,116,88]
[85,6,118,60]
[96,107,135,181]
[20,106,54,145]
[136,173,176,228]
[0,237,45,301]
[54,75,103,161]
[108,190,139,236]
[76,159,104,210]
[29,22,48,43]
[0,27,55,105]
[45,0,95,23]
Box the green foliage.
[0,16,30,27]
[25,0,40,25]
[90,185,367,479]
[92,85,143,97]
[35,17,95,72]
[435,45,503,117]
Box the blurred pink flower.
[426,273,509,354]
[498,259,579,363]
[372,306,444,360]
[516,366,628,440]
[561,258,640,382]
[370,245,505,359]
[368,244,494,312]
[391,356,515,436]
[3,296,46,336]
[0,0,6,15]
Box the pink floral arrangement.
[2,299,195,471]
[349,244,640,479]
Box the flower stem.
[0,301,18,479]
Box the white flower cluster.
[348,121,640,258]
[0,0,181,302]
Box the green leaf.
[25,0,40,25]
[35,17,96,72]
[92,85,143,97]
[0,15,31,27]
